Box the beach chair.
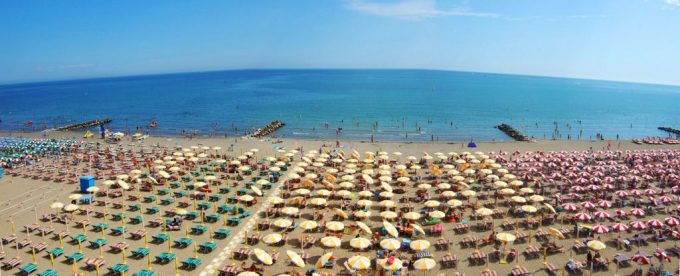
[89,238,108,248]
[152,234,169,243]
[131,247,151,258]
[19,263,38,274]
[128,204,141,212]
[130,215,143,224]
[47,248,64,257]
[155,252,176,263]
[2,257,21,270]
[84,257,106,269]
[143,195,156,203]
[111,226,128,235]
[544,262,558,275]
[38,269,58,276]
[70,234,88,243]
[93,223,109,232]
[218,204,233,213]
[32,242,48,252]
[214,228,231,239]
[146,206,160,214]
[181,257,202,270]
[227,217,242,226]
[199,241,217,253]
[136,269,155,276]
[174,237,193,248]
[205,214,220,223]
[108,263,129,275]
[65,252,85,263]
[191,225,208,235]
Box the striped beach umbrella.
[347,255,371,270]
[380,239,401,250]
[299,221,318,231]
[611,223,629,232]
[574,212,592,221]
[377,258,403,271]
[664,217,680,226]
[412,258,436,271]
[262,233,282,245]
[630,221,647,230]
[647,219,664,228]
[592,224,609,234]
[630,208,646,217]
[320,236,341,248]
[587,240,606,251]
[409,240,431,251]
[252,248,273,265]
[349,238,372,250]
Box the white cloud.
[666,0,680,6]
[344,0,498,20]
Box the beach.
[0,131,679,276]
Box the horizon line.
[1,67,679,89]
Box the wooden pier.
[495,124,529,141]
[658,127,680,136]
[55,118,112,131]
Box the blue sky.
[2,0,680,85]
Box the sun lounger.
[181,257,202,270]
[18,239,32,248]
[108,263,129,275]
[199,241,218,253]
[47,247,64,257]
[109,242,129,253]
[1,257,21,269]
[2,234,16,244]
[32,242,48,252]
[19,262,38,274]
[132,247,151,258]
[155,252,175,263]
[38,269,58,276]
[136,269,155,276]
[84,257,106,269]
[66,252,85,263]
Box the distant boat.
[24,121,33,127]
[149,120,158,128]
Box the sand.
[0,130,678,276]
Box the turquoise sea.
[0,69,679,141]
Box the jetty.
[251,120,285,138]
[658,127,680,136]
[495,123,529,141]
[55,118,111,131]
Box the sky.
[1,0,680,85]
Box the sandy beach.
[0,130,678,276]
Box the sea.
[0,69,679,142]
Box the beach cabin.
[79,176,95,193]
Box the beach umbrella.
[63,204,79,212]
[50,202,64,209]
[332,208,349,219]
[428,210,445,219]
[379,200,396,208]
[630,208,646,217]
[521,205,538,213]
[281,207,300,217]
[547,228,565,240]
[380,211,397,220]
[263,233,282,245]
[461,190,476,197]
[299,220,318,231]
[320,236,341,248]
[587,240,606,251]
[379,191,394,199]
[380,238,401,250]
[357,199,373,207]
[354,221,372,235]
[511,196,527,204]
[423,200,440,208]
[239,195,255,202]
[409,240,431,251]
[448,199,463,207]
[664,217,680,226]
[543,203,556,214]
[529,195,545,202]
[580,201,596,210]
[325,221,345,231]
[496,233,517,243]
[598,200,612,209]
[630,221,647,230]
[347,255,371,270]
[442,191,456,198]
[593,211,611,220]
[403,212,421,220]
[411,223,426,235]
[475,208,493,217]
[562,203,578,212]
[68,194,83,200]
[252,248,273,265]
[316,252,334,269]
[412,258,436,271]
[647,219,663,228]
[273,219,292,228]
[286,250,305,268]
[251,186,263,197]
[353,210,370,219]
[377,258,403,271]
[611,223,629,232]
[269,197,284,205]
[592,224,609,234]
[382,221,399,238]
[349,237,372,250]
[574,212,592,221]
[632,252,651,265]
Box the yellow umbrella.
[347,255,371,270]
[548,227,565,239]
[461,190,476,197]
[495,232,517,243]
[86,186,100,193]
[175,209,188,215]
[251,186,263,197]
[403,212,422,220]
[587,240,606,251]
[332,208,349,219]
[355,221,372,235]
[63,204,79,212]
[273,219,292,228]
[380,211,397,220]
[529,195,545,202]
[262,233,283,245]
[309,198,327,206]
[380,238,401,250]
[413,258,436,271]
[269,197,284,205]
[68,194,83,200]
[286,250,305,268]
[411,224,426,235]
[499,188,515,195]
[544,203,556,214]
[281,207,300,216]
[316,252,334,269]
[377,258,403,271]
[424,200,440,208]
[521,205,538,213]
[475,208,493,216]
[447,199,463,207]
[252,248,273,265]
[409,240,431,251]
[382,221,399,238]
[320,236,341,248]
[428,210,445,219]
[511,196,527,203]
[50,202,64,209]
[299,220,318,231]
[237,272,259,276]
[349,237,372,250]
[240,195,255,202]
[325,221,345,231]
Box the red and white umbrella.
[572,186,585,192]
[593,210,610,220]
[630,189,642,196]
[664,217,680,226]
[654,248,671,262]
[580,201,596,210]
[597,200,612,209]
[659,195,673,203]
[630,208,646,217]
[630,221,647,230]
[615,190,629,197]
[644,189,657,196]
[574,212,592,221]
[592,224,609,234]
[647,219,663,228]
[611,223,629,232]
[632,253,650,265]
[562,203,578,212]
